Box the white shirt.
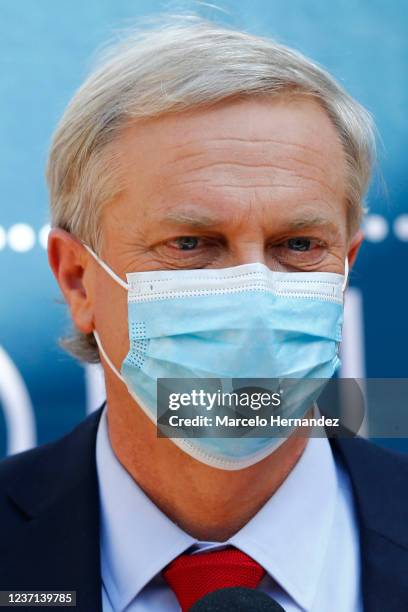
[96,407,363,611]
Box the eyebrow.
[162,209,221,228]
[283,214,340,232]
[162,208,340,235]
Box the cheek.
[94,273,130,366]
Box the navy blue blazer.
[0,406,407,611]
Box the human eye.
[154,235,225,268]
[170,236,201,251]
[286,237,315,251]
[269,236,326,270]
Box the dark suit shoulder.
[0,436,63,483]
[333,436,408,548]
[0,408,103,608]
[335,435,408,478]
[333,437,408,610]
[0,408,103,522]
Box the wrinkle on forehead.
[160,124,345,204]
[115,96,347,215]
[168,137,328,160]
[163,151,343,202]
[164,161,340,199]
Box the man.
[1,16,407,612]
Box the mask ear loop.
[93,330,126,384]
[82,243,129,291]
[82,243,129,382]
[341,258,349,292]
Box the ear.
[47,228,95,334]
[347,228,364,268]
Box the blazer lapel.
[333,437,408,611]
[2,408,104,611]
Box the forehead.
[110,94,347,226]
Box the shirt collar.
[97,407,337,611]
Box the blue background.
[0,1,407,458]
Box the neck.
[105,379,309,541]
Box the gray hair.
[46,14,376,363]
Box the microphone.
[189,587,285,611]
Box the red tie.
[162,546,266,612]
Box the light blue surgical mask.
[84,244,348,470]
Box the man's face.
[91,95,352,369]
